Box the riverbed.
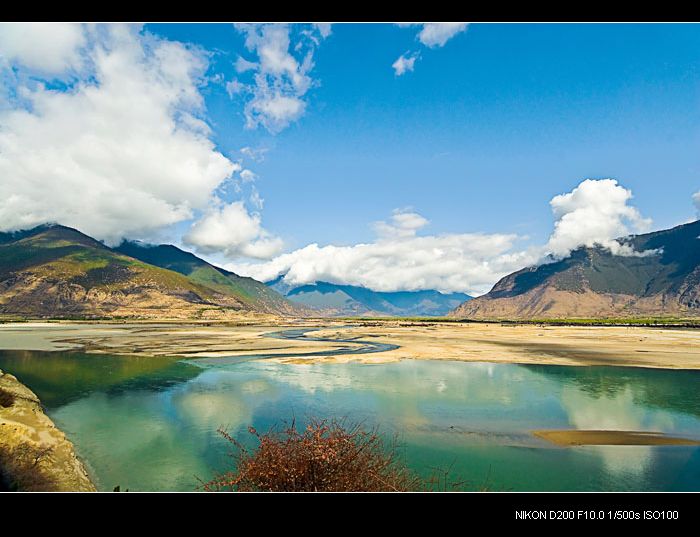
[0,324,699,491]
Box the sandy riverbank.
[0,321,351,357]
[279,322,700,369]
[0,320,699,370]
[0,368,95,491]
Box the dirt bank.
[0,368,95,491]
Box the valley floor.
[0,319,699,370]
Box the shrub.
[0,443,55,491]
[201,418,422,492]
[0,387,15,408]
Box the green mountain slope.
[0,225,291,319]
[451,220,700,319]
[114,241,300,315]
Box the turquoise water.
[1,348,700,491]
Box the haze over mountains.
[267,278,472,317]
[451,220,700,319]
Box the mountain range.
[3,219,699,321]
[267,278,472,317]
[0,224,299,319]
[451,220,700,319]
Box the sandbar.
[533,429,700,446]
[1,320,699,370]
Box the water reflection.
[0,349,199,407]
[522,364,700,418]
[0,350,699,491]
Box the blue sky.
[150,23,700,245]
[1,23,699,294]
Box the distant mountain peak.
[0,223,108,250]
[451,220,700,319]
[268,279,472,317]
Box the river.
[0,327,699,491]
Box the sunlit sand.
[534,430,700,446]
[1,320,699,370]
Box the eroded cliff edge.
[0,368,95,491]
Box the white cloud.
[225,78,246,96]
[545,179,653,258]
[229,237,535,296]
[251,92,305,128]
[393,23,468,74]
[229,209,537,295]
[184,201,282,260]
[392,53,418,76]
[240,146,268,162]
[373,209,428,238]
[417,23,468,48]
[0,23,279,257]
[313,24,332,39]
[234,56,257,73]
[229,180,655,295]
[0,23,86,75]
[693,190,700,217]
[231,24,328,133]
[240,169,256,183]
[249,186,264,210]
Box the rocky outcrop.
[451,286,700,320]
[0,369,95,491]
[0,272,247,319]
[451,220,700,320]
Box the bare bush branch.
[200,418,422,492]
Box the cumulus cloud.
[229,24,328,133]
[183,201,283,260]
[693,190,700,217]
[392,53,418,76]
[0,23,278,258]
[229,179,655,295]
[545,179,653,258]
[0,23,87,75]
[373,209,428,238]
[417,23,469,48]
[229,237,537,296]
[229,209,538,295]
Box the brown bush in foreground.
[201,419,423,492]
[0,387,15,408]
